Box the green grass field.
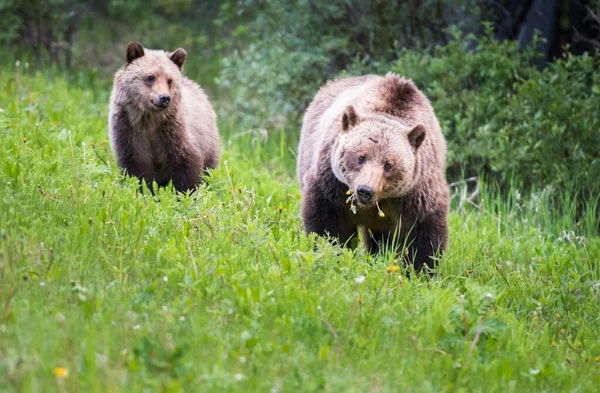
[1,69,600,393]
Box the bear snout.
[356,185,375,203]
[153,94,171,108]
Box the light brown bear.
[109,42,220,193]
[297,73,449,271]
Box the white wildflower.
[355,274,365,285]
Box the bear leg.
[301,193,357,246]
[408,210,448,272]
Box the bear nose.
[356,185,374,203]
[158,94,170,107]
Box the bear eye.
[146,75,155,83]
[357,155,366,165]
[384,162,392,172]
[167,78,173,85]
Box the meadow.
[1,68,600,393]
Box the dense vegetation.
[1,1,599,392]
[1,65,599,393]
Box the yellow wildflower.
[278,205,283,213]
[551,341,556,347]
[53,367,68,377]
[387,265,399,274]
[23,137,27,143]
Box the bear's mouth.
[151,101,168,110]
[355,200,377,209]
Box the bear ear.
[408,124,426,149]
[170,48,187,70]
[126,42,145,64]
[342,105,360,132]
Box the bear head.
[119,42,187,113]
[331,105,426,208]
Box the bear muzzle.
[356,185,375,203]
[152,94,171,109]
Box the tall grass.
[1,69,599,392]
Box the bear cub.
[109,42,220,193]
[297,73,449,271]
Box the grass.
[1,67,599,393]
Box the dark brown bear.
[297,73,449,271]
[109,42,220,192]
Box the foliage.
[218,14,600,189]
[1,68,600,393]
[0,0,87,67]
[216,0,489,129]
[391,27,600,188]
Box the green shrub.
[391,27,600,188]
[218,13,599,189]
[215,0,487,129]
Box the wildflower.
[15,60,21,67]
[376,201,385,218]
[234,373,244,381]
[555,313,560,319]
[560,328,566,335]
[23,137,27,143]
[355,274,365,285]
[387,265,399,274]
[40,282,46,287]
[278,205,283,213]
[53,367,68,377]
[133,325,140,330]
[239,356,247,363]
[551,341,556,347]
[393,259,398,265]
[238,186,242,193]
[357,297,363,305]
[163,276,168,282]
[180,316,186,322]
[595,356,600,362]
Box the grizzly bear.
[297,73,449,271]
[109,42,220,193]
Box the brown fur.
[297,73,449,271]
[109,42,220,193]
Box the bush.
[218,12,599,189]
[391,27,600,188]
[216,0,487,129]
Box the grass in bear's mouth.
[1,70,600,393]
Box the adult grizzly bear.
[109,42,220,193]
[297,73,449,271]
